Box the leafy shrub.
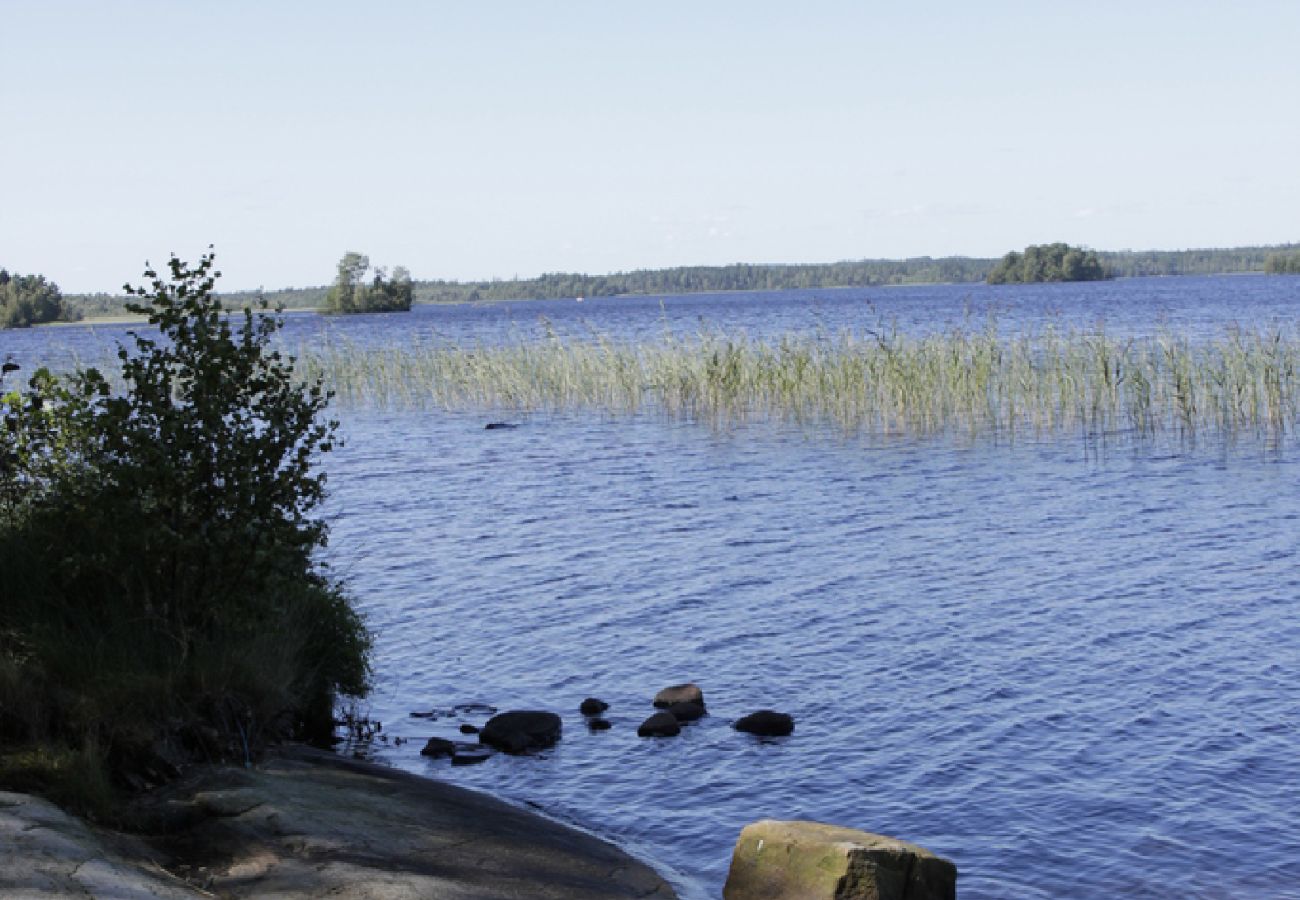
[0,251,370,808]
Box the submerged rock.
[653,683,704,709]
[459,723,480,735]
[479,710,562,753]
[579,698,609,715]
[667,701,706,722]
[723,819,956,900]
[451,746,493,766]
[420,737,457,758]
[637,712,682,738]
[733,711,794,737]
[484,422,519,430]
[587,718,612,732]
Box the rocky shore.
[0,744,675,899]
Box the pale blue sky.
[2,1,1297,293]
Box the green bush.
[0,250,370,810]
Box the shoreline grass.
[290,323,1300,441]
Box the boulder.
[579,698,609,715]
[419,737,457,758]
[667,700,706,722]
[734,710,794,737]
[637,712,682,738]
[459,723,480,735]
[653,683,704,708]
[587,718,612,731]
[479,710,562,754]
[723,820,956,900]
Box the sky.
[2,1,1298,293]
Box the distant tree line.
[987,243,1109,284]
[0,268,77,327]
[53,242,1300,319]
[1264,251,1300,274]
[416,257,995,303]
[1099,244,1300,277]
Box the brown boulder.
[723,820,956,900]
[652,683,703,708]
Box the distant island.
[28,240,1300,323]
[323,252,413,314]
[986,243,1109,284]
[0,268,78,327]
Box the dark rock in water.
[484,422,519,430]
[459,723,480,735]
[580,697,609,715]
[451,746,493,766]
[667,700,706,722]
[479,710,563,753]
[587,718,612,731]
[420,737,457,757]
[653,683,704,709]
[637,711,682,738]
[409,710,438,719]
[734,710,794,737]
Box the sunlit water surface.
[4,276,1299,898]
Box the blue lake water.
[4,275,1300,898]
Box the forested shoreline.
[46,242,1300,320]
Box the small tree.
[1,250,369,789]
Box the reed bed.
[290,322,1300,441]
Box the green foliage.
[324,252,413,314]
[1264,251,1300,274]
[0,268,77,327]
[1101,243,1300,277]
[987,243,1109,284]
[0,251,370,807]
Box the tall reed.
[293,322,1300,441]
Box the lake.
[5,275,1299,898]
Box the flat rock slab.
[4,747,675,900]
[0,791,202,898]
[723,819,955,900]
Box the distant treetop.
[987,243,1109,284]
[1264,251,1300,275]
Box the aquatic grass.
[292,322,1300,442]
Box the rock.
[451,746,493,766]
[479,710,562,753]
[667,700,706,722]
[587,718,612,731]
[579,697,609,715]
[484,422,519,430]
[637,712,681,738]
[734,710,794,737]
[653,683,704,708]
[420,737,457,757]
[459,723,480,735]
[723,820,956,900]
